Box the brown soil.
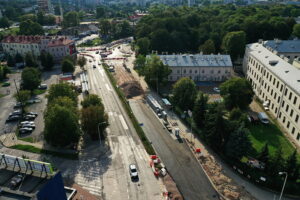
[162,174,183,200]
[71,183,100,200]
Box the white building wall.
[245,52,300,146]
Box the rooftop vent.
[269,60,278,66]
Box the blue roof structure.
[156,54,232,68]
[264,40,300,53]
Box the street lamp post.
[98,122,107,146]
[278,172,288,200]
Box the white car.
[129,164,138,180]
[20,121,35,125]
[19,127,33,134]
[213,87,221,93]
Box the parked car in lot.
[10,110,22,116]
[10,174,23,189]
[6,115,21,122]
[23,115,36,121]
[258,112,269,124]
[129,164,139,181]
[21,123,35,129]
[19,127,33,134]
[38,84,47,90]
[213,87,220,93]
[26,112,38,117]
[20,121,35,125]
[2,82,10,87]
[14,102,23,109]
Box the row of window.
[173,68,230,74]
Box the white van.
[258,112,269,124]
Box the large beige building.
[157,54,233,82]
[1,35,76,61]
[243,41,300,146]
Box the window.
[292,127,295,134]
[277,96,281,103]
[289,92,292,100]
[282,100,285,107]
[279,112,282,118]
[286,105,289,112]
[274,93,277,99]
[276,81,279,88]
[297,133,300,140]
[195,70,197,73]
[202,70,205,73]
[189,70,192,74]
[218,70,221,74]
[280,84,283,92]
[211,70,214,74]
[183,69,186,74]
[296,115,299,123]
[275,108,277,114]
[290,110,294,117]
[294,97,297,105]
[287,121,290,128]
[283,116,286,123]
[177,70,180,73]
[271,89,273,96]
[272,103,274,109]
[285,88,288,96]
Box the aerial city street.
[0,0,300,200]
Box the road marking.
[105,84,112,91]
[119,115,128,130]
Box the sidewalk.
[150,91,295,200]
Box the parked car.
[19,127,33,134]
[258,112,269,124]
[26,112,38,117]
[10,110,22,116]
[38,84,47,90]
[213,87,220,93]
[2,82,10,87]
[20,121,35,125]
[96,51,99,54]
[129,164,139,180]
[93,65,96,69]
[6,115,21,122]
[23,115,36,121]
[10,174,23,189]
[14,102,23,109]
[21,123,35,129]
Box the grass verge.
[33,89,47,95]
[102,63,155,155]
[11,144,78,160]
[18,137,35,143]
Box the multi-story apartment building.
[1,35,76,62]
[37,0,54,14]
[243,41,300,146]
[157,54,233,82]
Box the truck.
[258,112,269,124]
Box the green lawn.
[78,38,102,47]
[33,89,46,95]
[0,27,19,36]
[248,123,297,158]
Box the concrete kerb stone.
[183,137,228,200]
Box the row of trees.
[171,76,300,182]
[135,5,300,59]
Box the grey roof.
[263,40,300,53]
[247,43,300,95]
[156,54,232,67]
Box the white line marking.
[105,83,111,91]
[119,115,128,130]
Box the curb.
[183,138,227,200]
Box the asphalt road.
[130,99,219,200]
[81,52,163,200]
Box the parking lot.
[0,67,61,143]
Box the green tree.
[99,19,111,36]
[21,67,41,91]
[0,17,10,29]
[7,55,15,67]
[258,143,270,170]
[15,53,23,63]
[220,77,254,110]
[199,39,215,54]
[47,96,78,114]
[143,55,171,90]
[0,65,10,81]
[269,145,285,176]
[25,52,38,68]
[62,59,74,73]
[81,94,103,108]
[225,124,252,160]
[96,6,106,18]
[63,11,79,28]
[222,31,246,60]
[293,24,300,38]
[77,56,87,70]
[81,105,109,140]
[14,90,30,107]
[44,104,80,147]
[37,11,44,25]
[20,14,37,22]
[47,83,77,105]
[19,20,44,35]
[203,103,229,151]
[136,37,150,55]
[193,92,208,129]
[41,52,54,71]
[285,150,299,180]
[172,77,197,111]
[134,55,146,74]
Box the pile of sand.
[120,81,144,98]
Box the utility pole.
[13,79,24,114]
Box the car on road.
[129,164,139,180]
[89,60,92,63]
[96,51,99,54]
[19,127,33,134]
[93,65,96,68]
[213,87,220,93]
[2,82,10,87]
[10,174,23,189]
[38,84,47,90]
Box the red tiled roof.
[48,37,73,47]
[1,35,50,44]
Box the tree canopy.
[63,11,79,28]
[172,77,197,111]
[19,20,44,35]
[62,59,74,73]
[47,83,77,105]
[21,67,41,91]
[220,77,254,110]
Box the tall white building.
[156,54,233,82]
[243,40,300,146]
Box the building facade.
[37,0,54,14]
[1,35,76,61]
[156,54,233,82]
[243,41,300,146]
